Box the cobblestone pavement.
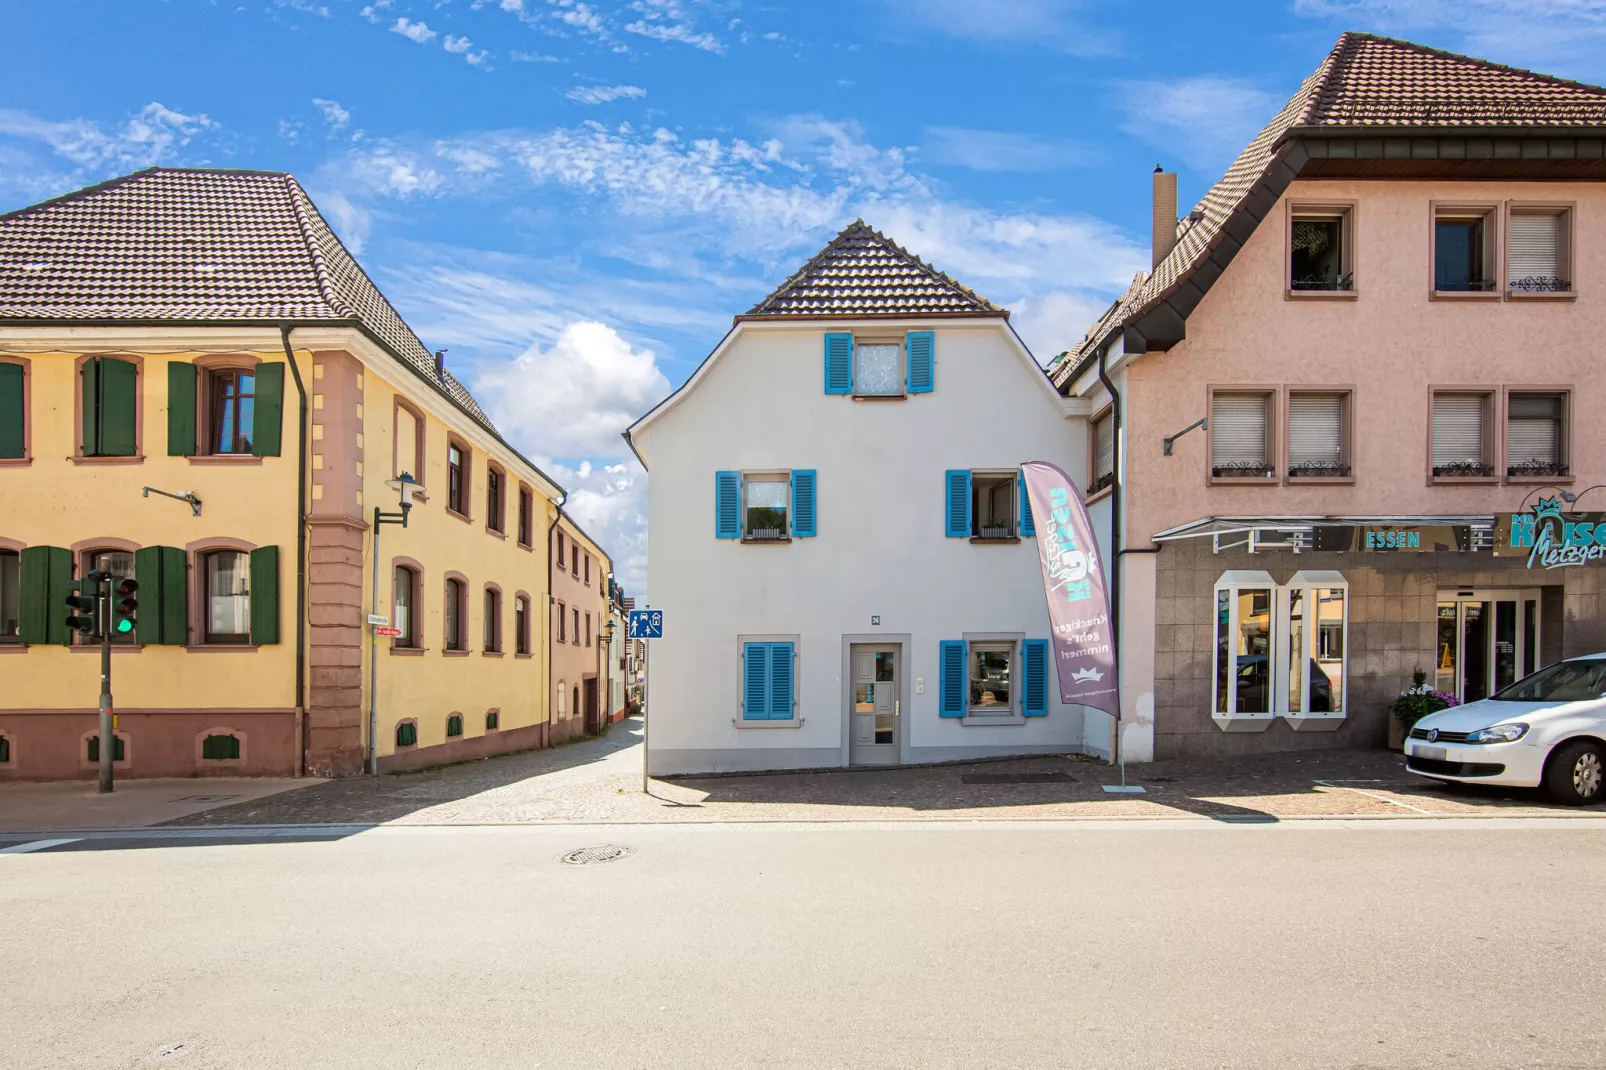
[165,716,1606,826]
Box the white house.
[626,222,1102,775]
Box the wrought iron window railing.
[1435,276,1498,292]
[974,524,1015,540]
[1432,461,1496,477]
[1507,461,1569,478]
[743,527,788,542]
[1290,272,1354,292]
[1508,276,1572,293]
[1287,463,1351,478]
[1086,471,1115,496]
[1211,461,1275,478]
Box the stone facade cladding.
[1150,536,1606,760]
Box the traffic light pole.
[97,577,113,794]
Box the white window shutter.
[1287,394,1344,470]
[1211,395,1268,471]
[1508,212,1563,288]
[1507,393,1562,468]
[1432,394,1485,468]
[1094,414,1115,481]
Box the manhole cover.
[961,772,1076,785]
[560,845,630,866]
[176,795,240,803]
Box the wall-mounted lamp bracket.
[1162,416,1208,456]
[142,486,203,517]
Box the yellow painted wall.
[2,349,301,710]
[360,365,553,755]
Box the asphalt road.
[3,819,1604,1069]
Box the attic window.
[1288,204,1353,294]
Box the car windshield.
[1491,659,1606,701]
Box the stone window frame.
[1205,384,1280,486]
[70,536,143,651]
[1280,385,1355,485]
[189,353,265,465]
[1285,198,1358,300]
[446,434,473,524]
[486,708,501,732]
[1426,385,1500,485]
[0,355,33,468]
[482,582,504,656]
[186,536,258,652]
[80,728,132,770]
[393,396,428,500]
[194,726,249,767]
[446,712,464,738]
[390,556,425,654]
[72,352,146,465]
[1429,200,1502,300]
[485,461,508,538]
[1503,200,1576,301]
[1501,385,1573,485]
[513,590,533,658]
[394,718,419,750]
[443,571,470,655]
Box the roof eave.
[732,309,1010,323]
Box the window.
[486,710,500,731]
[1210,393,1274,478]
[1090,411,1115,495]
[854,342,904,397]
[394,401,424,484]
[1431,392,1494,478]
[86,735,126,762]
[741,641,796,720]
[943,470,1031,540]
[207,369,255,454]
[518,487,533,546]
[0,358,28,461]
[204,550,250,644]
[1214,571,1349,726]
[1286,392,1349,478]
[1506,391,1567,478]
[446,714,463,738]
[1289,205,1353,292]
[0,549,18,642]
[572,544,580,576]
[558,682,566,715]
[556,530,566,564]
[0,735,9,763]
[584,554,591,585]
[572,608,580,646]
[1433,205,1498,293]
[486,467,504,533]
[81,548,136,644]
[483,588,501,652]
[744,476,789,541]
[969,643,1014,714]
[80,356,138,458]
[201,734,240,760]
[396,722,417,747]
[556,601,566,643]
[447,442,468,516]
[444,578,465,650]
[393,566,418,648]
[1507,206,1572,294]
[972,472,1016,540]
[515,596,529,655]
[585,611,591,648]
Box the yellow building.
[0,167,590,778]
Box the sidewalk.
[149,716,1600,827]
[0,777,319,832]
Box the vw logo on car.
[1426,728,1439,743]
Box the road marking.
[0,838,81,855]
[1314,780,1435,815]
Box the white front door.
[850,645,898,766]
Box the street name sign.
[374,625,402,638]
[367,614,390,626]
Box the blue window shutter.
[1018,471,1036,537]
[1023,640,1049,716]
[770,642,795,720]
[906,331,934,393]
[824,332,853,394]
[944,470,971,538]
[939,639,967,717]
[715,471,741,538]
[743,642,769,719]
[790,469,817,537]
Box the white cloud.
[550,458,648,594]
[565,84,648,104]
[923,127,1104,172]
[310,188,373,255]
[278,119,303,143]
[0,101,217,171]
[882,0,1120,55]
[512,50,562,62]
[276,0,331,15]
[549,0,606,35]
[391,17,438,43]
[1115,76,1282,171]
[312,97,350,132]
[1009,289,1123,366]
[624,19,723,52]
[443,34,474,53]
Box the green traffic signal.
[113,577,139,636]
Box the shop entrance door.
[1435,590,1542,703]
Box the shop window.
[1289,205,1353,292]
[207,369,255,454]
[444,578,466,651]
[1,548,22,643]
[203,550,251,644]
[1286,392,1350,478]
[1431,392,1495,478]
[446,714,463,738]
[81,548,137,644]
[87,735,126,762]
[1507,206,1572,294]
[396,721,417,747]
[393,566,419,648]
[201,734,240,760]
[1089,411,1115,496]
[1215,581,1275,719]
[1433,205,1499,293]
[1506,392,1568,479]
[1285,577,1348,720]
[1210,392,1274,479]
[1214,570,1348,730]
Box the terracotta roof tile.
[743,220,1006,318]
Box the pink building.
[1056,34,1606,761]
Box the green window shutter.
[397,722,416,747]
[81,358,100,456]
[88,736,126,763]
[133,547,163,644]
[160,547,188,646]
[18,545,62,646]
[167,362,197,456]
[44,546,73,646]
[251,362,285,457]
[98,357,138,457]
[447,714,463,738]
[250,545,280,645]
[0,362,24,459]
[202,734,240,760]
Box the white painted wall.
[634,319,1093,774]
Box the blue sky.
[5,0,1606,592]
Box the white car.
[1404,654,1606,805]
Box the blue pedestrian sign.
[628,609,663,639]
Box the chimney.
[433,348,447,381]
[1151,165,1178,269]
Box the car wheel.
[1543,740,1605,806]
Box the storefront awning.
[1150,516,1496,554]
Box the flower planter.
[1387,713,1406,751]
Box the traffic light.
[64,577,100,638]
[112,577,139,637]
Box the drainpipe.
[1096,340,1123,767]
[279,326,310,777]
[547,489,568,744]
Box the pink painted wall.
[1126,178,1605,545]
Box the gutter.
[279,325,310,777]
[1096,342,1123,765]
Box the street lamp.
[368,471,421,774]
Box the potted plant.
[1388,668,1460,748]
